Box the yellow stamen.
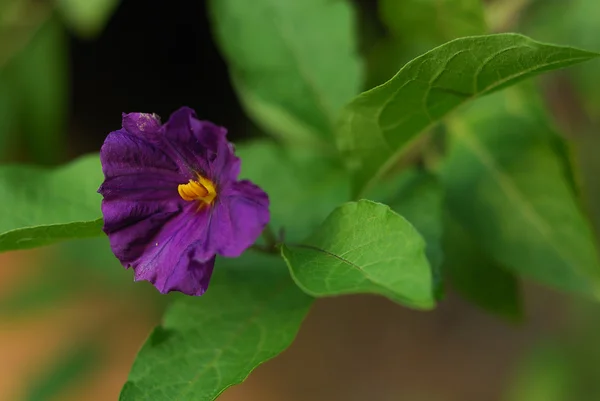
[177,174,217,207]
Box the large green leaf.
[524,0,600,110]
[443,213,522,320]
[366,0,487,97]
[337,33,599,197]
[441,89,600,298]
[210,0,362,144]
[120,252,313,401]
[237,140,349,241]
[0,75,16,160]
[0,154,104,252]
[380,0,486,45]
[57,0,120,38]
[11,17,68,165]
[282,200,434,309]
[364,38,407,91]
[523,0,600,242]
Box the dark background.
[70,0,246,152]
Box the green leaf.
[523,0,600,238]
[0,154,104,252]
[336,33,599,197]
[380,0,486,44]
[282,200,434,309]
[443,213,522,320]
[237,140,349,241]
[57,0,120,38]
[363,38,408,90]
[524,0,600,82]
[0,76,16,160]
[120,252,313,401]
[11,17,68,165]
[441,89,600,299]
[210,0,362,144]
[366,0,486,92]
[370,169,444,296]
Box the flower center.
[177,175,217,206]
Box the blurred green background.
[1,0,600,400]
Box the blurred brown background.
[0,247,570,401]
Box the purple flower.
[98,107,270,296]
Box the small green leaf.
[337,33,599,197]
[57,0,120,38]
[282,200,434,309]
[210,0,362,144]
[441,89,600,299]
[237,140,349,241]
[443,213,522,320]
[0,154,104,252]
[370,170,444,296]
[120,252,313,401]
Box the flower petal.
[138,252,215,296]
[130,205,216,295]
[99,129,185,202]
[100,174,182,202]
[207,180,270,258]
[122,112,161,136]
[100,129,181,178]
[102,200,182,266]
[104,199,217,296]
[162,107,240,184]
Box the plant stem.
[249,225,282,255]
[262,224,278,248]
